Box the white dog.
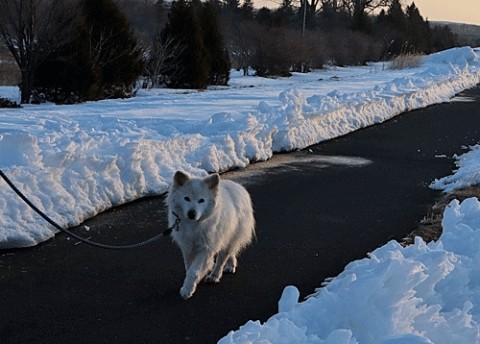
[166,171,255,299]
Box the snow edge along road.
[0,47,479,248]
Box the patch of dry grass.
[389,53,424,70]
[403,185,480,245]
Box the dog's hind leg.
[224,255,237,274]
[205,251,229,283]
[180,250,214,299]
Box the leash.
[0,169,180,250]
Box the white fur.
[166,171,255,299]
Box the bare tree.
[223,20,255,76]
[0,0,79,103]
[144,33,185,88]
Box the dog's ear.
[204,173,220,190]
[173,171,189,187]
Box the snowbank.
[219,197,480,344]
[0,47,479,248]
[431,144,480,192]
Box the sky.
[413,0,480,25]
[254,0,480,26]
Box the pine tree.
[30,0,144,103]
[82,0,144,98]
[31,0,144,102]
[161,0,209,89]
[431,25,458,52]
[387,0,407,33]
[276,0,294,25]
[240,0,255,20]
[33,26,94,103]
[224,0,241,14]
[351,0,373,34]
[406,3,431,53]
[200,1,231,85]
[381,0,408,56]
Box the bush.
[327,29,381,66]
[250,25,292,77]
[0,97,21,108]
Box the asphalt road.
[1,85,479,344]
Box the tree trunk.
[20,69,34,104]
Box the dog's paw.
[223,265,236,274]
[205,274,221,284]
[180,286,195,300]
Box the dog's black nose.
[188,210,197,220]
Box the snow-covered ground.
[1,46,480,343]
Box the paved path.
[1,85,479,344]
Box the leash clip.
[172,211,181,231]
[163,211,181,236]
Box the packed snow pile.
[431,144,480,192]
[0,47,479,248]
[219,197,480,344]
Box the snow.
[1,46,480,342]
[431,144,480,192]
[220,196,480,344]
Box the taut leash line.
[0,169,180,250]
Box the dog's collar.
[163,211,181,236]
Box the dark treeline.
[0,0,459,104]
[121,0,458,76]
[121,0,458,78]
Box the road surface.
[1,85,479,344]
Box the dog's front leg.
[180,249,214,299]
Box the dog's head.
[170,171,219,221]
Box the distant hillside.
[431,21,480,46]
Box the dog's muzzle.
[187,210,197,220]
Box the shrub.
[0,97,21,108]
[250,25,292,77]
[327,29,380,66]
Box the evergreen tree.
[351,0,373,34]
[256,7,274,26]
[33,26,94,103]
[224,0,241,14]
[82,0,144,98]
[240,0,255,20]
[406,2,431,53]
[387,0,407,33]
[431,25,458,52]
[31,0,144,103]
[162,0,209,89]
[380,0,408,56]
[201,1,231,85]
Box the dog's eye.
[198,199,205,203]
[184,196,190,202]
